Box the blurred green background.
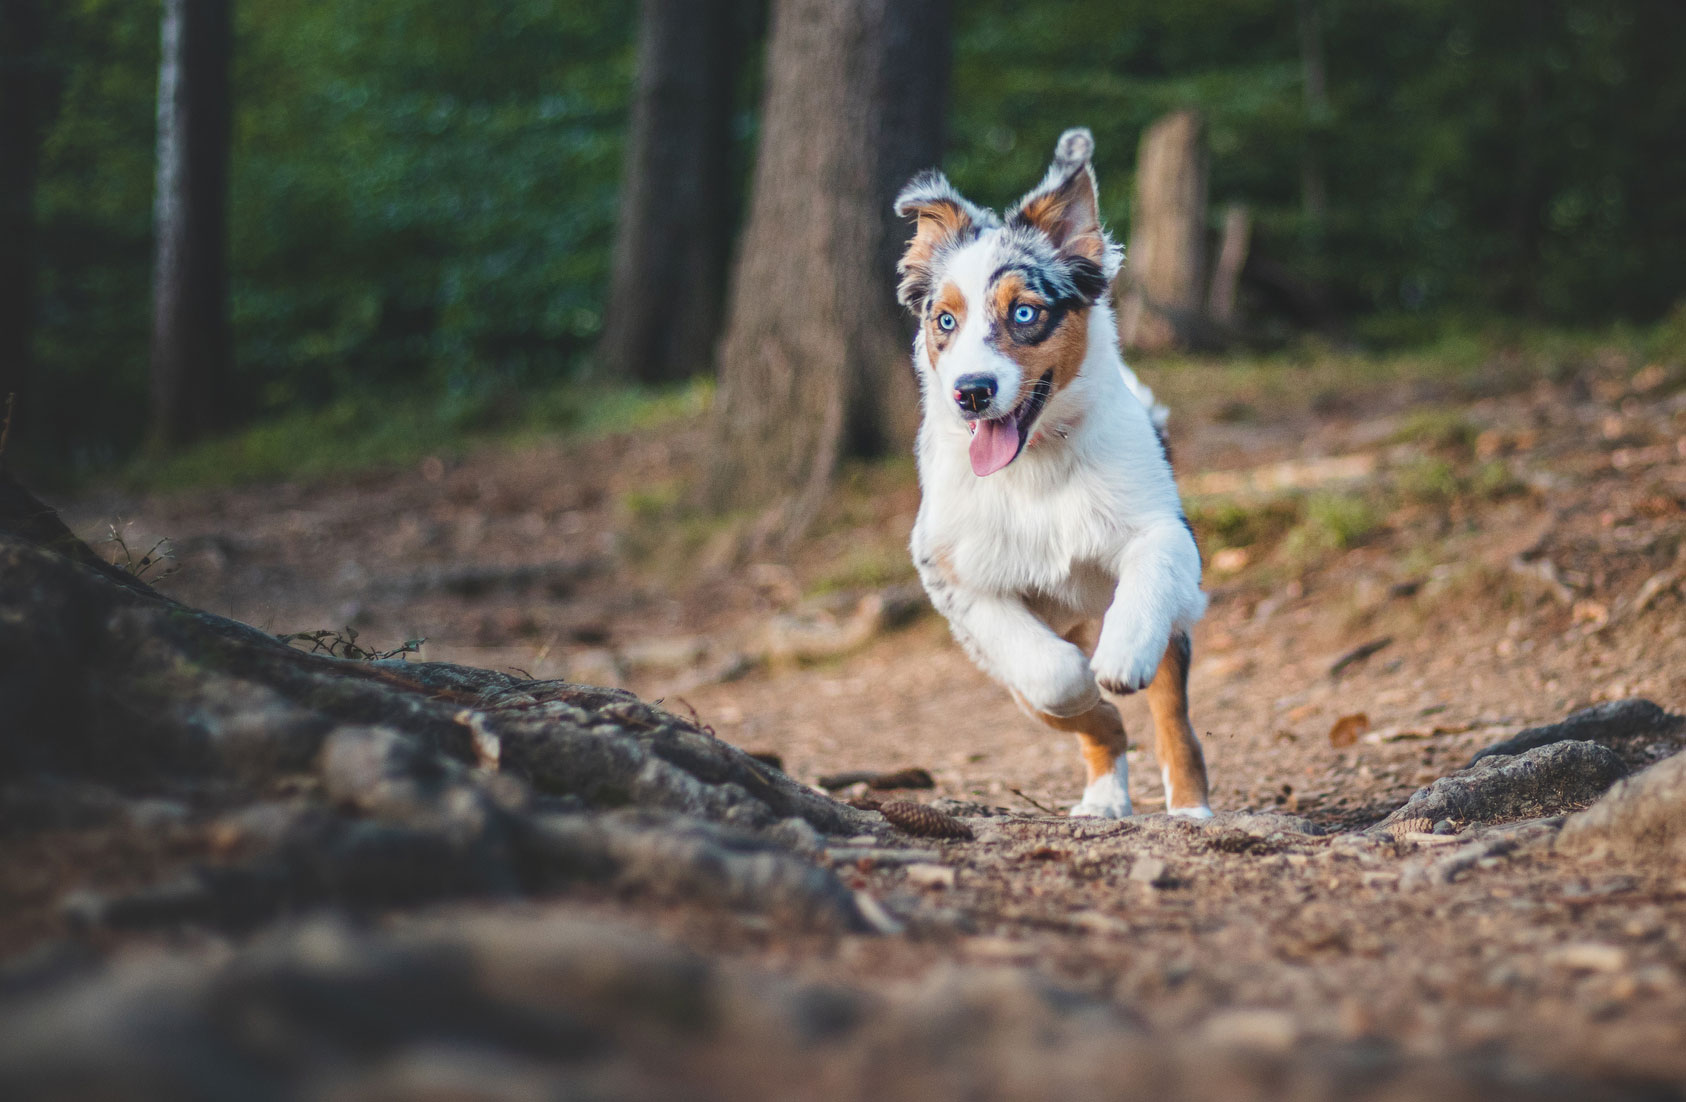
[20,0,1686,478]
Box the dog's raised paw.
[1090,624,1166,696]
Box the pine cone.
[1386,816,1434,838]
[879,800,974,841]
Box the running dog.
[894,127,1210,818]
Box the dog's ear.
[1008,128,1121,296]
[894,171,983,313]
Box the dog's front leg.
[1091,519,1206,695]
[928,587,1136,818]
[933,589,1099,719]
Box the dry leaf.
[1328,712,1370,748]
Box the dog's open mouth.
[966,370,1054,477]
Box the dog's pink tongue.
[968,413,1021,477]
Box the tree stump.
[1117,110,1210,353]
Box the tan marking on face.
[898,201,973,308]
[986,271,1090,404]
[924,281,967,369]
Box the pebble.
[1547,942,1629,973]
[905,863,956,889]
[1129,857,1169,885]
[1201,1008,1298,1053]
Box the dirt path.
[41,349,1686,1093]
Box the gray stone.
[1467,699,1679,767]
[1556,751,1686,865]
[1371,740,1627,837]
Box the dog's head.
[894,128,1122,477]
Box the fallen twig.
[1009,787,1062,816]
[1329,636,1392,678]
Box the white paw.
[1167,804,1214,820]
[1090,628,1165,696]
[1070,772,1133,818]
[1090,603,1171,695]
[1016,645,1100,718]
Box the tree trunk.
[1117,110,1209,353]
[598,0,744,386]
[702,0,950,538]
[1296,0,1329,239]
[148,0,232,451]
[1206,203,1252,331]
[0,0,51,447]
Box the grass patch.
[808,543,917,595]
[122,377,712,492]
[1187,497,1303,553]
[1278,491,1382,563]
[1388,408,1480,454]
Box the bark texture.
[1117,110,1209,353]
[598,0,744,386]
[703,0,950,537]
[0,0,53,442]
[148,0,232,450]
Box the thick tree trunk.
[702,0,950,538]
[598,0,744,386]
[0,1,50,445]
[1297,0,1329,238]
[148,0,232,451]
[1117,110,1209,353]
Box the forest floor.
[34,339,1686,1097]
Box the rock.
[1205,811,1324,837]
[1129,857,1170,885]
[1201,1008,1298,1053]
[905,863,957,888]
[1370,741,1627,837]
[1547,942,1629,973]
[1467,699,1679,767]
[1556,751,1686,864]
[1398,818,1563,889]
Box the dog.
[894,127,1211,819]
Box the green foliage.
[949,0,1686,324]
[23,0,1686,479]
[1187,496,1302,553]
[1290,491,1381,554]
[125,376,708,491]
[33,0,635,472]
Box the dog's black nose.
[953,374,997,415]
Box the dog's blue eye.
[1013,304,1038,325]
[938,312,957,331]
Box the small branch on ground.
[1009,787,1062,816]
[276,625,425,661]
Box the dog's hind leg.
[1013,690,1132,818]
[1144,631,1211,817]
